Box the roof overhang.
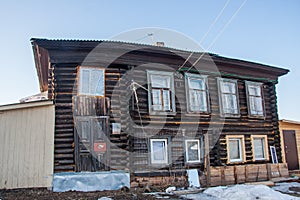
[31,38,290,92]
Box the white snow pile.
[273,182,300,195]
[181,184,300,200]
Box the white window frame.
[78,67,105,96]
[226,135,246,163]
[150,138,168,164]
[185,73,210,113]
[185,139,201,163]
[251,135,269,161]
[147,70,176,115]
[245,81,265,117]
[218,78,240,117]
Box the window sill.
[248,115,266,119]
[185,162,203,167]
[227,160,245,165]
[220,114,241,118]
[253,158,269,162]
[149,111,176,116]
[185,112,211,117]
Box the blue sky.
[0,0,299,120]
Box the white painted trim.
[0,100,53,112]
[150,138,168,164]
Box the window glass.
[246,82,264,117]
[253,137,266,160]
[81,69,90,94]
[79,67,105,96]
[219,79,239,116]
[150,139,168,164]
[162,90,170,111]
[151,75,170,88]
[186,73,209,113]
[221,81,236,94]
[229,139,241,160]
[189,78,205,90]
[186,140,200,162]
[147,71,175,114]
[152,89,162,111]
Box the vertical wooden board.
[14,109,22,188]
[42,105,55,187]
[36,107,44,186]
[24,108,33,188]
[0,113,8,187]
[7,110,17,188]
[18,109,28,188]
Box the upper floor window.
[246,81,264,117]
[147,70,175,115]
[78,67,105,96]
[218,78,240,117]
[185,73,209,113]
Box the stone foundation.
[130,175,188,188]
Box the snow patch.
[181,184,300,200]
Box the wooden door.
[283,130,299,170]
[75,117,110,172]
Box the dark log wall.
[43,45,283,173]
[128,67,282,173]
[50,63,131,172]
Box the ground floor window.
[185,139,201,163]
[251,135,269,161]
[226,135,245,163]
[150,139,168,164]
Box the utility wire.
[186,0,248,73]
[177,0,231,72]
[199,0,231,44]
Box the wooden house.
[280,119,300,170]
[30,38,289,188]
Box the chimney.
[155,42,165,47]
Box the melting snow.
[180,184,300,200]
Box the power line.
[199,0,231,44]
[177,0,231,72]
[186,0,248,73]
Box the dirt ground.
[0,187,159,200]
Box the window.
[147,70,175,115]
[150,139,168,164]
[185,73,209,113]
[218,78,240,117]
[227,135,245,163]
[78,67,105,96]
[246,81,264,117]
[185,139,201,163]
[251,135,268,161]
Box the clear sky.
[0,0,299,121]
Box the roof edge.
[0,100,54,112]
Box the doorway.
[74,116,110,172]
[283,130,299,170]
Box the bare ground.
[0,187,159,200]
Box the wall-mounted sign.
[94,142,107,152]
